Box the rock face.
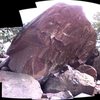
[74,93,92,98]
[43,66,96,96]
[6,3,97,80]
[45,91,73,99]
[93,80,100,95]
[93,52,100,79]
[76,64,97,79]
[0,71,43,99]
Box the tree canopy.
[92,12,100,34]
[0,27,22,54]
[92,12,100,51]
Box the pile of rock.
[0,71,43,99]
[0,3,100,99]
[0,65,98,99]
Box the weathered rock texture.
[76,64,97,79]
[0,71,43,99]
[74,93,92,98]
[45,91,73,99]
[6,3,97,80]
[43,66,96,96]
[93,51,100,79]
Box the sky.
[19,0,100,25]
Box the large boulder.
[0,71,43,99]
[6,3,97,80]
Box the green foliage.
[92,12,100,33]
[0,27,22,54]
[0,27,22,43]
[92,12,100,51]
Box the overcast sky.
[19,0,100,25]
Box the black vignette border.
[0,0,100,100]
[0,0,99,28]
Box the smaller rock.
[0,53,9,58]
[0,58,7,62]
[96,80,100,85]
[93,85,100,95]
[46,91,73,100]
[42,74,66,93]
[49,96,61,100]
[60,66,96,96]
[74,93,92,98]
[0,56,10,69]
[41,93,48,99]
[0,66,11,71]
[76,64,97,80]
[93,51,100,79]
[0,71,43,99]
[43,65,96,96]
[93,80,100,95]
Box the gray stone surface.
[43,66,96,96]
[74,93,92,98]
[0,71,43,99]
[60,66,96,96]
[46,91,73,100]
